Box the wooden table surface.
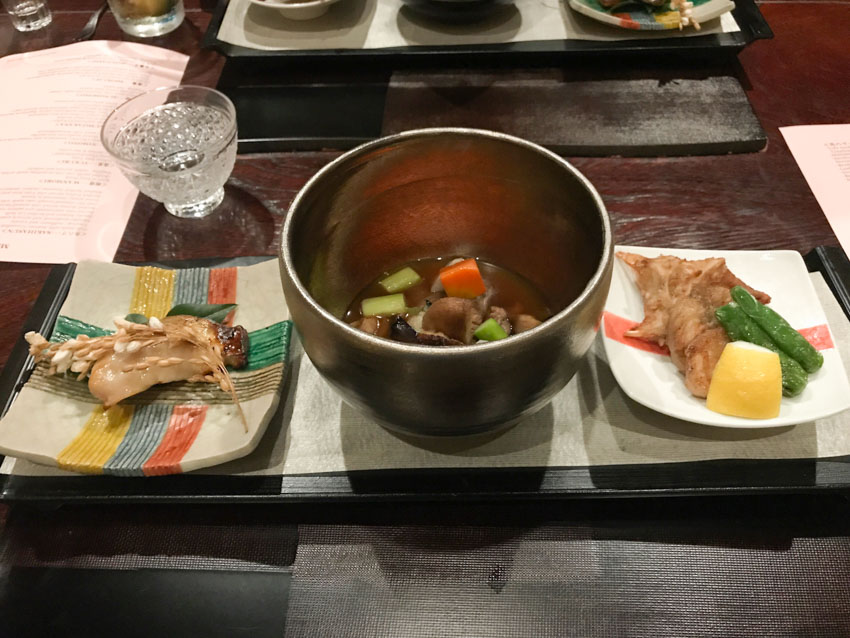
[2,2,850,635]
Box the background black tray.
[202,0,772,154]
[1,249,849,504]
[201,0,772,66]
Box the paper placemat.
[217,0,740,51]
[781,125,850,261]
[4,272,848,478]
[0,42,188,264]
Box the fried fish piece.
[85,316,248,407]
[25,315,249,429]
[618,252,770,346]
[683,327,730,398]
[617,252,771,398]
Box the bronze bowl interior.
[279,128,613,436]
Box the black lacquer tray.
[1,249,849,504]
[201,0,772,154]
[201,0,772,66]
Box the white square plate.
[603,246,850,428]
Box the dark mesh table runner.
[2,497,849,637]
[286,523,850,637]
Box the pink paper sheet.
[0,41,189,264]
[781,124,850,257]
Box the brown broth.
[344,257,552,325]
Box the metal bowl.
[400,0,515,23]
[279,128,613,437]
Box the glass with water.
[107,0,184,37]
[101,86,238,219]
[2,0,51,31]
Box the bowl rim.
[249,0,339,8]
[280,127,613,358]
[100,85,237,165]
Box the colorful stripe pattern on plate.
[142,405,208,476]
[51,265,288,476]
[612,9,681,30]
[573,0,713,30]
[57,405,134,474]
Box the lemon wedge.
[706,341,782,419]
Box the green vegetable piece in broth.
[730,286,824,373]
[380,267,422,293]
[361,294,407,317]
[715,304,808,397]
[474,318,508,341]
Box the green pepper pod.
[730,286,823,374]
[715,303,808,397]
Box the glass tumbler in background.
[106,0,184,37]
[1,0,51,32]
[101,86,238,219]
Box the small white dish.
[603,246,850,428]
[249,0,343,20]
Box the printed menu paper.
[781,124,850,257]
[0,41,188,264]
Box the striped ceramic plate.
[568,0,734,30]
[0,258,291,476]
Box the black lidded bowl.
[400,0,515,23]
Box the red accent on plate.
[208,267,238,326]
[603,311,669,355]
[799,324,834,351]
[142,405,207,476]
[612,13,641,29]
[605,312,834,355]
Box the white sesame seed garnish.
[126,341,142,353]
